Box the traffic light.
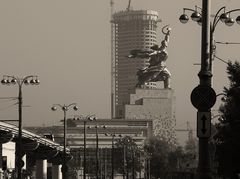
[2,156,7,171]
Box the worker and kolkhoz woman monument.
[128,25,172,89]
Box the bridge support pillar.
[36,159,47,179]
[52,164,62,179]
[0,144,3,179]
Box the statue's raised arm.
[158,25,171,52]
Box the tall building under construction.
[111,9,159,118]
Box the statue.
[128,25,171,88]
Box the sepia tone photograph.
[0,0,240,178]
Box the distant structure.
[111,9,159,118]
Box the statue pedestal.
[124,88,176,145]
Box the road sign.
[197,112,211,138]
[191,85,216,111]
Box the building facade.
[125,88,177,146]
[26,118,153,149]
[111,10,159,118]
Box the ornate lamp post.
[1,75,39,179]
[179,3,240,179]
[180,5,240,73]
[73,115,96,179]
[51,103,78,179]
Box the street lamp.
[88,124,106,179]
[1,75,39,179]
[51,103,78,179]
[121,137,130,179]
[105,133,122,179]
[73,114,96,179]
[179,6,240,72]
[179,3,240,179]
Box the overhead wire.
[0,102,18,111]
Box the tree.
[114,136,142,178]
[144,136,172,179]
[184,137,198,169]
[214,61,240,178]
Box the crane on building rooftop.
[176,121,195,142]
[126,0,132,11]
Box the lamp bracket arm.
[67,103,77,108]
[183,8,200,14]
[212,6,226,32]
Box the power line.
[214,55,228,64]
[0,102,18,111]
[0,100,16,104]
[0,97,17,100]
[215,41,240,45]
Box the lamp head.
[30,79,36,85]
[73,105,78,111]
[35,79,40,85]
[6,79,11,85]
[225,17,235,26]
[24,79,30,85]
[11,79,17,84]
[62,106,68,111]
[1,79,7,85]
[220,13,229,23]
[51,106,57,111]
[73,117,79,120]
[88,116,97,121]
[179,14,189,24]
[236,16,240,25]
[221,96,227,102]
[191,11,201,22]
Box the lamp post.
[180,5,240,74]
[123,145,126,179]
[179,3,240,179]
[111,134,115,179]
[51,103,78,179]
[147,156,150,179]
[88,125,106,179]
[73,115,96,179]
[132,149,135,179]
[105,133,121,179]
[1,75,39,179]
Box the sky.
[0,0,239,144]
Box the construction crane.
[110,0,114,14]
[126,0,132,11]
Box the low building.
[26,118,153,148]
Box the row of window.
[115,30,157,35]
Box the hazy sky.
[0,0,239,142]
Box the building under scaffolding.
[111,9,160,119]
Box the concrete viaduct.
[0,121,68,179]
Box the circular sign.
[191,85,216,110]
